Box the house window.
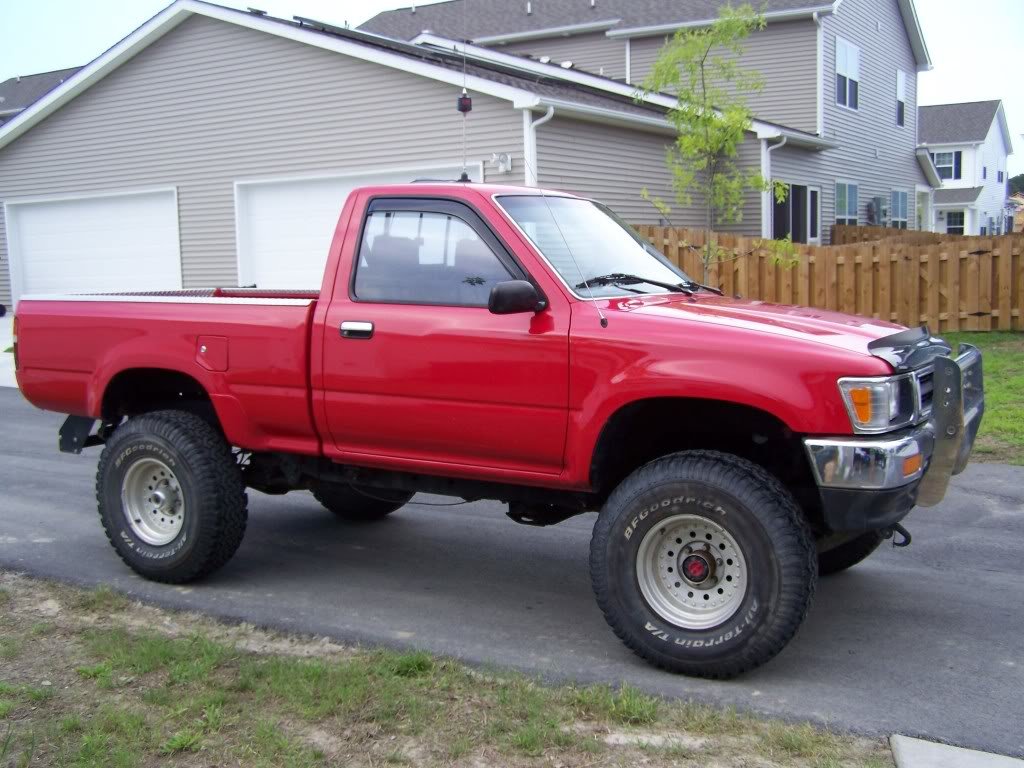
[983,166,987,180]
[931,151,962,180]
[998,171,1005,183]
[836,182,859,225]
[896,70,907,126]
[836,37,860,109]
[946,210,965,235]
[890,191,909,229]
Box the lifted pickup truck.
[15,183,984,677]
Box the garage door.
[235,165,482,289]
[6,189,181,305]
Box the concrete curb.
[891,735,1024,767]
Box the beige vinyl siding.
[0,15,525,306]
[497,32,627,80]
[816,0,927,236]
[629,20,819,133]
[536,115,762,233]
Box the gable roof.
[361,0,930,67]
[918,100,1011,148]
[0,0,829,154]
[0,67,81,123]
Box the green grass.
[0,577,895,768]
[943,332,1023,464]
[72,585,129,613]
[3,346,12,354]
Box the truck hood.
[609,294,906,358]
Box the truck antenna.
[457,0,471,181]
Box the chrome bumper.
[805,344,984,506]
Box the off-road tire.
[310,481,413,522]
[818,530,886,576]
[96,410,248,583]
[590,450,817,679]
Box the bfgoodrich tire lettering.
[96,410,248,583]
[590,450,816,678]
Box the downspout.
[522,105,555,187]
[813,11,824,136]
[762,136,788,237]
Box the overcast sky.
[1,0,1021,175]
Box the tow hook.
[884,523,912,548]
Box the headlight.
[838,375,917,433]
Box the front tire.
[310,481,412,522]
[96,410,248,583]
[590,451,816,678]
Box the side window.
[836,37,860,110]
[354,209,513,306]
[895,70,907,126]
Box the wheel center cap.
[682,554,711,584]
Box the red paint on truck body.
[16,183,900,491]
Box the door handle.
[340,321,374,339]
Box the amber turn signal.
[902,453,923,477]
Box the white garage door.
[235,165,482,289]
[6,189,181,305]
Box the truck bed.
[15,289,322,456]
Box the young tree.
[641,4,789,281]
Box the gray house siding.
[497,32,627,80]
[817,0,926,233]
[629,20,819,134]
[536,115,762,233]
[0,15,526,307]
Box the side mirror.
[488,280,544,315]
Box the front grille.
[916,368,934,416]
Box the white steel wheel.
[121,458,185,546]
[635,513,747,630]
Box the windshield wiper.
[682,280,724,296]
[576,273,694,295]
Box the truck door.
[319,197,569,477]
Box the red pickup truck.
[14,182,984,677]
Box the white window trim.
[835,35,861,111]
[5,186,182,307]
[895,70,907,127]
[835,180,859,225]
[890,189,909,229]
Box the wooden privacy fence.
[632,225,1024,332]
[829,224,1006,247]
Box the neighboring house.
[365,0,938,243]
[918,100,1014,235]
[0,68,81,126]
[0,0,820,307]
[0,0,936,307]
[1008,192,1024,233]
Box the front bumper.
[804,344,984,532]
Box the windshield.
[496,195,693,298]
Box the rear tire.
[96,410,248,583]
[590,450,816,678]
[818,530,886,575]
[310,481,412,522]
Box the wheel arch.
[99,367,220,430]
[587,396,824,530]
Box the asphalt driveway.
[1,387,1022,757]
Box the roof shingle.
[933,187,984,205]
[360,0,829,41]
[918,101,1001,145]
[0,67,81,120]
